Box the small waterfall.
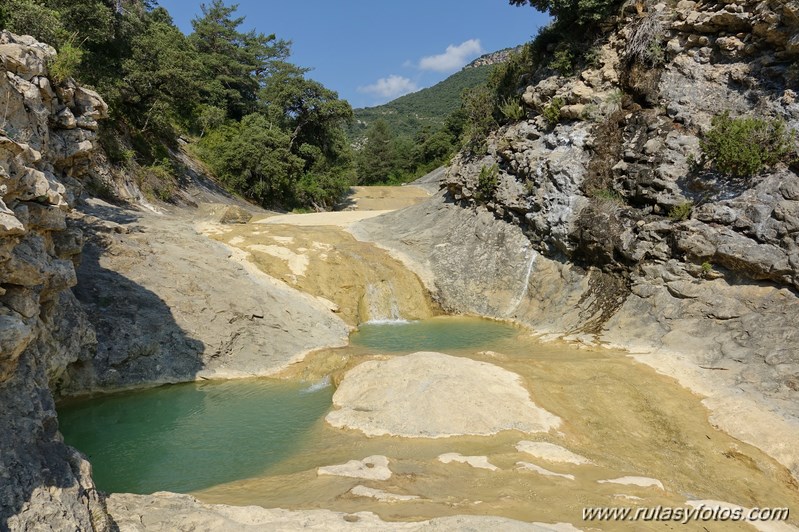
[507,248,537,317]
[300,375,331,394]
[362,281,408,324]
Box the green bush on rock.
[48,40,84,83]
[700,112,796,178]
[476,164,500,200]
[668,201,693,221]
[543,97,565,127]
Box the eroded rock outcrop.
[60,202,350,394]
[326,351,561,438]
[105,492,576,532]
[353,0,799,480]
[0,31,110,530]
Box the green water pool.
[57,316,523,495]
[58,379,333,494]
[350,316,520,352]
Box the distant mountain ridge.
[349,64,496,143]
[349,45,524,144]
[464,46,524,69]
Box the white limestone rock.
[326,351,561,438]
[438,453,499,471]
[515,441,593,465]
[317,455,392,481]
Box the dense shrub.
[489,43,535,105]
[509,0,625,29]
[550,47,575,76]
[668,201,693,221]
[701,112,795,178]
[476,164,499,199]
[543,97,565,127]
[197,114,305,206]
[499,96,525,121]
[462,86,498,149]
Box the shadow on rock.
[0,308,111,530]
[61,214,205,395]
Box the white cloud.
[357,75,419,99]
[419,39,484,72]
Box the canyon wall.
[0,31,112,529]
[353,0,799,480]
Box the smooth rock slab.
[516,462,575,480]
[515,441,593,465]
[107,492,580,531]
[326,351,561,438]
[438,453,498,471]
[317,455,392,480]
[597,476,664,490]
[349,485,420,502]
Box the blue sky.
[156,1,549,109]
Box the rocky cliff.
[465,46,524,69]
[3,1,799,528]
[353,0,799,480]
[0,29,356,530]
[0,31,112,529]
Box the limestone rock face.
[0,31,108,530]
[361,0,799,400]
[326,351,561,438]
[352,0,799,482]
[60,202,350,394]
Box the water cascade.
[507,247,538,317]
[206,223,436,325]
[359,281,404,323]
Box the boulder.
[215,204,253,224]
[326,351,561,438]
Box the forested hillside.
[0,0,526,203]
[351,64,510,185]
[0,0,354,209]
[351,44,540,186]
[349,64,495,141]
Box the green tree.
[198,113,304,205]
[508,0,624,28]
[391,135,419,179]
[419,129,455,167]
[0,0,65,47]
[198,105,227,136]
[461,85,496,148]
[357,120,396,185]
[260,62,353,154]
[46,0,116,47]
[120,8,202,134]
[1,0,356,209]
[190,0,288,119]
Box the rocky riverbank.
[351,0,799,483]
[0,30,112,529]
[3,0,799,526]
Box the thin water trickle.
[507,248,537,316]
[361,281,404,322]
